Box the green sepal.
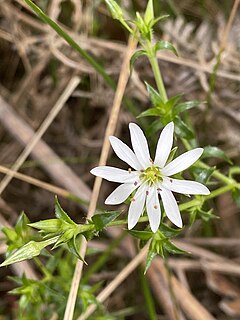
[202,146,232,164]
[105,0,123,20]
[0,237,58,266]
[144,0,154,25]
[52,228,75,249]
[174,117,194,139]
[128,229,153,240]
[154,40,178,56]
[144,248,157,274]
[67,235,87,264]
[55,197,76,225]
[15,212,30,236]
[92,211,121,231]
[28,219,62,233]
[159,223,182,238]
[173,100,200,116]
[164,240,188,255]
[166,147,178,164]
[130,49,147,74]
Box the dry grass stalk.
[0,76,81,195]
[0,165,70,198]
[63,34,137,320]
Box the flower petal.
[129,123,151,169]
[162,177,210,195]
[90,166,139,183]
[160,187,182,228]
[154,122,174,168]
[109,136,142,170]
[128,184,147,230]
[105,183,139,205]
[161,148,203,176]
[146,187,161,233]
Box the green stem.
[139,266,157,320]
[148,54,168,102]
[34,257,51,279]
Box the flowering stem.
[148,54,168,103]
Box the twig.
[63,34,137,320]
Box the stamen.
[128,168,132,174]
[154,205,158,209]
[140,169,144,173]
[131,198,135,202]
[170,179,173,183]
[134,181,138,186]
[150,158,154,164]
[157,187,162,192]
[146,190,149,196]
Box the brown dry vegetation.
[0,0,240,319]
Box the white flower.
[91,122,210,233]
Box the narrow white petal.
[128,184,147,230]
[129,123,151,169]
[109,136,142,170]
[90,166,139,183]
[154,122,174,168]
[161,148,203,176]
[105,183,139,205]
[146,187,161,233]
[162,177,210,195]
[160,187,182,228]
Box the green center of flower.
[140,165,163,186]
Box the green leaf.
[128,230,153,240]
[159,223,182,238]
[130,49,147,74]
[105,0,123,20]
[232,188,240,207]
[145,82,164,107]
[199,209,219,222]
[195,167,214,184]
[144,0,154,25]
[67,235,87,263]
[150,15,169,28]
[92,211,121,231]
[166,147,178,164]
[0,237,58,266]
[52,228,75,248]
[2,227,17,242]
[164,240,188,255]
[55,197,75,225]
[28,219,62,233]
[173,100,200,116]
[144,247,157,274]
[202,146,232,164]
[137,107,162,118]
[154,40,178,56]
[15,212,30,236]
[174,117,194,139]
